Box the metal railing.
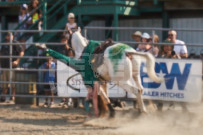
[84,26,203,54]
[0,30,68,102]
[0,28,202,103]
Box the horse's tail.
[130,51,164,83]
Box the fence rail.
[0,28,202,104]
[84,26,203,32]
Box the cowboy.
[36,41,114,117]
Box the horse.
[70,29,164,114]
[36,28,164,117]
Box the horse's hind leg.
[131,57,147,113]
[98,84,115,118]
[117,81,146,113]
[132,75,147,113]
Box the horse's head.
[71,28,88,59]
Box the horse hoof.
[109,111,115,118]
[138,108,148,114]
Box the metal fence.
[0,30,68,103]
[84,26,203,55]
[0,28,202,104]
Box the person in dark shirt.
[0,32,24,102]
[57,35,75,57]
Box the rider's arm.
[46,48,84,71]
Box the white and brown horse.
[71,29,164,114]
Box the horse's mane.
[93,38,114,54]
[90,38,114,72]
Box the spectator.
[158,39,187,111]
[43,57,56,108]
[30,0,42,30]
[136,32,151,52]
[147,34,160,57]
[0,32,24,102]
[17,4,32,47]
[57,35,75,57]
[168,30,188,58]
[64,13,77,39]
[159,40,176,58]
[131,31,142,49]
[18,4,32,34]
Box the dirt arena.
[0,102,203,135]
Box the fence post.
[9,32,13,99]
[64,0,68,15]
[152,30,155,53]
[113,13,119,41]
[43,0,47,30]
[152,30,155,43]
[135,0,138,6]
[84,28,87,38]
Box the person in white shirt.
[17,4,32,48]
[19,4,32,30]
[168,30,188,58]
[64,13,77,39]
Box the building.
[0,0,203,54]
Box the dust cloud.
[84,103,203,135]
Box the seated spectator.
[148,34,160,57]
[168,30,188,58]
[188,49,197,59]
[0,32,24,102]
[42,57,56,108]
[159,40,176,58]
[57,35,75,57]
[30,0,42,30]
[17,4,32,46]
[136,32,151,52]
[64,13,77,39]
[131,31,142,49]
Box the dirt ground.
[0,101,203,135]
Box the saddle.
[91,39,114,73]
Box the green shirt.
[47,40,101,87]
